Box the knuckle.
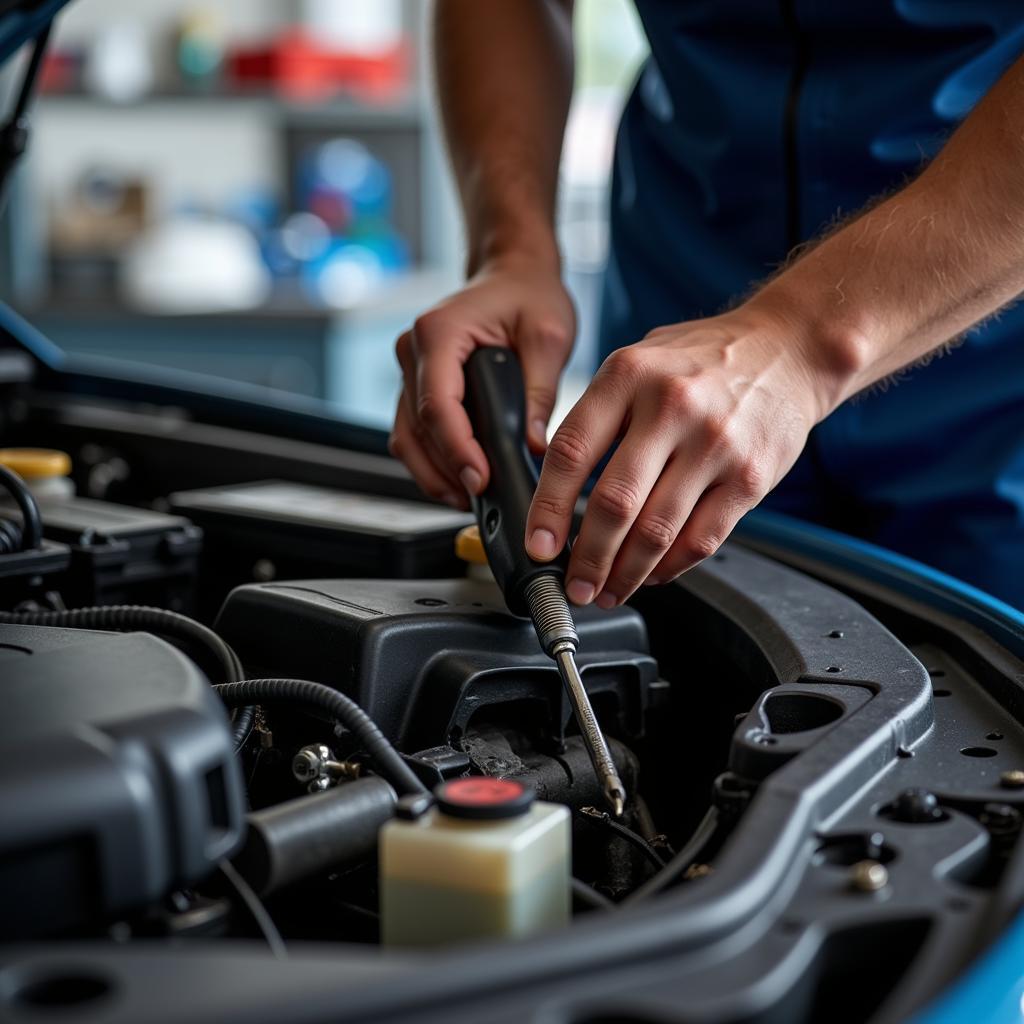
[545,423,591,474]
[416,393,444,428]
[682,532,721,564]
[600,346,645,387]
[395,332,411,362]
[526,382,556,412]
[655,374,696,418]
[528,316,571,349]
[531,493,574,521]
[411,312,438,340]
[591,478,642,524]
[634,512,678,551]
[572,547,608,575]
[387,433,403,458]
[735,458,767,497]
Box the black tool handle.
[463,347,569,617]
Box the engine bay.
[3,396,1024,1024]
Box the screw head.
[850,859,889,893]
[1001,769,1024,789]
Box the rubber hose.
[214,679,428,797]
[0,464,42,550]
[0,604,254,749]
[233,776,398,895]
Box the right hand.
[389,257,576,509]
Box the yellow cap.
[0,448,72,479]
[455,524,488,565]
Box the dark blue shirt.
[600,1,1024,605]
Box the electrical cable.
[0,463,42,552]
[214,679,429,798]
[0,603,255,749]
[216,860,286,959]
[0,21,52,211]
[578,805,668,872]
[622,807,720,904]
[571,878,614,913]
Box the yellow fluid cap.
[455,524,488,565]
[0,448,71,479]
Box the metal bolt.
[1000,769,1024,789]
[252,558,276,582]
[850,860,889,893]
[292,744,332,782]
[890,788,944,823]
[979,802,1021,835]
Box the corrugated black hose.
[214,679,428,798]
[0,604,255,748]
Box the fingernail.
[531,419,548,443]
[566,578,596,605]
[642,578,662,587]
[459,466,482,495]
[527,528,557,560]
[595,591,618,610]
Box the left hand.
[524,301,835,607]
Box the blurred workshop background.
[0,0,646,430]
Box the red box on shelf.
[227,29,409,102]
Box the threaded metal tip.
[524,574,578,657]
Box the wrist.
[467,220,561,278]
[743,279,881,420]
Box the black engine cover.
[0,624,245,939]
[216,578,661,751]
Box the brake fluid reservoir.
[380,778,570,946]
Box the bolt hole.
[827,630,845,639]
[933,689,952,697]
[987,731,1005,741]
[414,598,447,607]
[826,665,842,673]
[961,746,998,758]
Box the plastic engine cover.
[216,578,661,751]
[0,624,245,939]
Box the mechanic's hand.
[524,302,832,607]
[389,257,575,509]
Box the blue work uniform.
[600,1,1024,607]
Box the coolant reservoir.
[380,778,570,947]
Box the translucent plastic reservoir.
[380,779,570,947]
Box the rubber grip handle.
[463,347,568,617]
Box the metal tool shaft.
[525,573,627,817]
[554,646,626,817]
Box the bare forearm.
[433,0,574,274]
[753,54,1024,415]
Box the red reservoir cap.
[435,778,535,820]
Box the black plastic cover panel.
[0,624,245,938]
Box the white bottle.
[380,778,570,947]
